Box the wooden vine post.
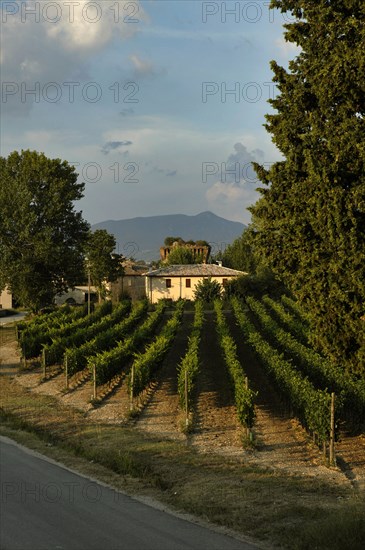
[42,348,46,379]
[130,363,134,411]
[245,377,250,439]
[93,363,97,400]
[185,368,189,429]
[22,342,26,368]
[65,354,69,390]
[329,392,336,466]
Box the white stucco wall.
[0,288,12,309]
[146,276,233,304]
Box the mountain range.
[91,211,246,261]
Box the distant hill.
[91,211,246,261]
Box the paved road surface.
[0,437,258,550]
[0,312,28,326]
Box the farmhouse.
[144,264,247,303]
[0,287,12,310]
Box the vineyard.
[14,296,365,474]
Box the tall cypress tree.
[250,1,365,374]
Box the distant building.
[160,241,211,263]
[109,261,147,302]
[144,264,247,303]
[54,286,98,306]
[0,287,12,310]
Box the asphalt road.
[0,437,258,550]
[0,312,28,326]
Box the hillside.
[91,211,246,261]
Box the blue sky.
[1,1,299,225]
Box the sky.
[1,0,300,226]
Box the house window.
[222,278,228,287]
[166,279,172,288]
[186,279,191,288]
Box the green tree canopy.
[193,277,222,303]
[0,150,90,312]
[86,229,124,301]
[220,228,285,298]
[221,228,258,274]
[250,1,365,373]
[164,236,185,246]
[166,246,195,265]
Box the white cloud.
[204,142,267,223]
[47,0,142,51]
[129,54,155,75]
[1,1,146,115]
[275,37,301,58]
[205,181,259,223]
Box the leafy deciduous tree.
[221,228,259,274]
[166,246,196,265]
[0,150,90,312]
[86,229,124,301]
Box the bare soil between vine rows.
[1,314,364,491]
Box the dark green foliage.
[250,2,365,374]
[221,228,258,274]
[280,295,311,326]
[166,246,196,265]
[214,300,256,428]
[164,237,210,247]
[225,270,286,301]
[43,301,131,367]
[90,300,167,386]
[130,300,185,396]
[16,304,87,340]
[20,301,112,359]
[164,236,184,246]
[0,150,90,312]
[222,228,286,299]
[246,296,365,428]
[193,277,222,303]
[178,300,204,411]
[163,237,210,265]
[65,300,147,377]
[231,297,336,443]
[86,229,124,300]
[262,295,309,344]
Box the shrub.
[193,277,222,303]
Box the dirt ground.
[1,318,364,492]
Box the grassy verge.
[1,329,364,549]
